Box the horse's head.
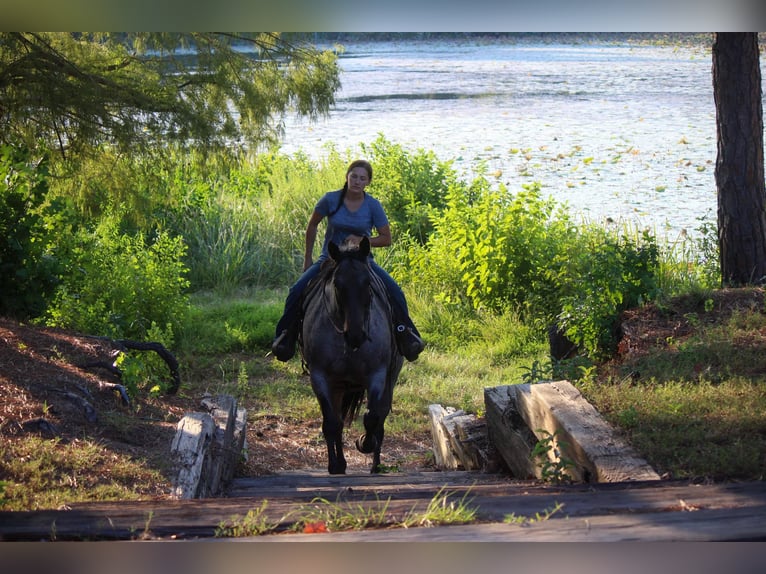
[328,237,372,350]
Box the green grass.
[578,300,766,481]
[580,378,766,480]
[0,436,168,511]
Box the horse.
[299,236,403,474]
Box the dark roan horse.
[300,237,403,474]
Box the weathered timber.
[2,473,766,541]
[484,385,539,479]
[486,381,660,483]
[428,405,497,470]
[428,404,463,469]
[254,504,766,542]
[170,394,247,499]
[170,412,215,499]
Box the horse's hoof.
[355,434,378,454]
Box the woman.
[272,159,424,362]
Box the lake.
[279,37,765,240]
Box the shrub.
[407,176,661,360]
[43,211,190,341]
[0,145,62,319]
[361,135,458,245]
[549,227,659,358]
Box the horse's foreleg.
[356,373,390,473]
[312,376,346,475]
[322,415,346,475]
[370,423,384,474]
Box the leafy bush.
[361,135,458,245]
[406,176,660,359]
[405,180,570,315]
[0,145,62,319]
[549,227,659,358]
[43,212,190,340]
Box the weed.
[293,495,391,532]
[520,359,552,385]
[216,501,281,537]
[401,486,477,528]
[236,361,249,399]
[214,488,479,537]
[503,501,565,525]
[531,429,575,484]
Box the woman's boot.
[395,322,424,361]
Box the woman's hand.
[344,234,365,249]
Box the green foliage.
[43,212,189,341]
[0,435,167,511]
[361,135,458,244]
[158,147,350,290]
[550,227,659,358]
[216,501,280,537]
[531,429,575,484]
[114,323,177,399]
[503,502,565,525]
[406,177,660,359]
[214,488,477,537]
[657,213,721,293]
[406,180,566,314]
[400,486,478,528]
[1,33,340,157]
[0,145,61,319]
[176,296,282,355]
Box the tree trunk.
[713,33,766,286]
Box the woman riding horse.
[271,159,424,362]
[301,236,403,473]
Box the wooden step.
[2,471,765,541]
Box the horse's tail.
[342,389,366,426]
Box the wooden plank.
[510,381,660,482]
[484,385,539,479]
[227,469,512,498]
[429,404,496,471]
[428,404,462,469]
[3,473,765,541]
[251,505,766,542]
[170,413,215,499]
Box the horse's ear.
[329,242,341,261]
[359,236,371,257]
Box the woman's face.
[347,166,371,193]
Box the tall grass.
[166,150,350,292]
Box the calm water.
[280,38,764,239]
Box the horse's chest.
[325,354,377,379]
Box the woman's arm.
[346,224,392,249]
[304,210,324,271]
[369,224,392,248]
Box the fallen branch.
[78,337,181,396]
[114,339,181,395]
